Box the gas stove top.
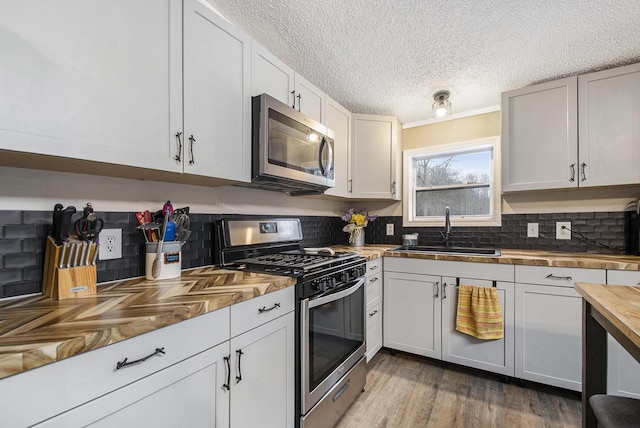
[233,250,360,277]
[213,218,363,278]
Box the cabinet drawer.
[607,270,640,286]
[2,307,230,428]
[366,270,382,306]
[231,286,294,337]
[366,258,382,276]
[515,265,605,287]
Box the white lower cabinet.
[3,287,295,428]
[35,342,229,428]
[229,312,295,428]
[514,265,606,391]
[441,277,515,376]
[383,258,515,376]
[606,269,640,398]
[383,271,442,358]
[365,258,383,361]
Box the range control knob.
[341,272,350,283]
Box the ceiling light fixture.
[432,90,452,118]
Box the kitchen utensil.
[144,210,156,242]
[163,200,174,216]
[74,203,104,242]
[92,243,100,265]
[58,242,68,269]
[151,211,169,279]
[176,228,192,244]
[145,241,181,280]
[52,205,77,245]
[164,220,176,241]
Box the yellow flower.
[351,213,366,226]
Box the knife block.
[43,236,97,300]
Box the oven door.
[301,277,366,414]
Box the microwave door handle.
[318,137,327,176]
[308,277,364,309]
[324,138,333,177]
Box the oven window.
[308,286,364,391]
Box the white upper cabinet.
[251,41,295,106]
[324,96,352,198]
[501,77,578,192]
[293,74,325,123]
[351,114,401,199]
[250,41,325,123]
[578,62,640,187]
[502,62,640,192]
[0,0,183,174]
[182,0,251,182]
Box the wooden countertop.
[336,245,640,271]
[0,246,638,381]
[0,266,295,380]
[575,282,640,354]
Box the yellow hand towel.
[456,284,504,340]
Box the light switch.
[527,223,538,238]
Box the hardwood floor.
[336,350,581,428]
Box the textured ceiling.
[206,0,640,125]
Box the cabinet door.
[251,41,295,105]
[515,283,582,391]
[578,62,640,187]
[35,343,230,428]
[383,272,441,358]
[324,96,352,197]
[294,73,325,123]
[501,77,578,191]
[351,114,397,198]
[183,0,251,182]
[606,270,640,398]
[230,312,295,428]
[441,278,515,376]
[366,300,383,362]
[0,0,183,173]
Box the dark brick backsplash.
[0,210,632,298]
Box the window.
[403,136,501,227]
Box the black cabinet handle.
[443,282,448,299]
[569,163,576,182]
[174,131,182,162]
[545,274,573,281]
[116,347,165,370]
[296,93,302,111]
[188,134,196,165]
[223,355,231,390]
[258,302,281,313]
[291,90,296,108]
[235,349,244,383]
[368,309,378,317]
[434,281,440,298]
[580,162,587,181]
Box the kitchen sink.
[389,245,501,257]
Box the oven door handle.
[308,277,364,309]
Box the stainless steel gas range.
[214,218,367,428]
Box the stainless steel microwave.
[248,93,335,196]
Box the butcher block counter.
[575,282,640,427]
[0,266,295,380]
[0,246,638,381]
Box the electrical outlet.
[556,222,571,240]
[99,228,122,260]
[386,224,394,236]
[527,223,539,238]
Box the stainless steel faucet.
[441,206,451,246]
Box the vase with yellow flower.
[341,208,377,247]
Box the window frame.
[402,136,501,227]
